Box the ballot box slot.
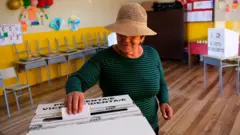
[42,108,128,122]
[91,108,128,115]
[43,117,62,122]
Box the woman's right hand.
[64,91,85,114]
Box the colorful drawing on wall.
[0,24,23,46]
[49,18,65,31]
[68,15,80,32]
[0,33,3,44]
[232,0,239,10]
[226,4,230,12]
[18,0,53,32]
[218,0,226,10]
[20,20,28,33]
[28,1,39,25]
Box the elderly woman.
[65,3,173,135]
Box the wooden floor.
[1,61,240,135]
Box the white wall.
[0,0,143,33]
[214,0,240,21]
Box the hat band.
[116,20,147,26]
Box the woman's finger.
[73,93,79,114]
[78,93,85,113]
[167,107,173,120]
[67,95,73,114]
[64,95,67,107]
[161,108,168,119]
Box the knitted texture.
[116,3,147,23]
[104,3,157,36]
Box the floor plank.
[229,98,240,135]
[210,95,240,135]
[1,62,240,135]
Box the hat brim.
[104,21,157,36]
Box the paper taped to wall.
[68,15,80,31]
[0,24,23,46]
[49,18,65,31]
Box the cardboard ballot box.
[208,28,239,59]
[26,95,155,135]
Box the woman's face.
[116,34,144,53]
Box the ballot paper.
[27,95,156,135]
[61,104,91,120]
[107,32,117,46]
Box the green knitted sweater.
[65,45,169,130]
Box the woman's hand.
[160,103,173,120]
[64,91,85,115]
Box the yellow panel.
[184,22,214,41]
[226,20,240,32]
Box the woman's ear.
[140,36,145,42]
[139,36,145,45]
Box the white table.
[203,55,239,96]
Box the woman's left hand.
[160,103,173,120]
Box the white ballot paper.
[27,95,156,135]
[61,104,91,120]
[108,32,117,46]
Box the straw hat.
[105,3,157,36]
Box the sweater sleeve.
[150,47,169,104]
[65,58,101,94]
[156,58,170,104]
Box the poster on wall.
[68,15,80,31]
[183,0,214,22]
[49,17,65,31]
[0,24,23,46]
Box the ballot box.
[208,28,239,59]
[26,95,155,135]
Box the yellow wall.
[185,22,214,41]
[0,27,109,93]
[226,20,240,32]
[184,21,240,42]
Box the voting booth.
[208,28,239,59]
[26,95,155,135]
